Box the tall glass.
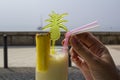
[36,33,68,80]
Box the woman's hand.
[66,32,119,80]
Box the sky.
[0,0,120,31]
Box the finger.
[61,39,65,45]
[70,48,84,67]
[70,48,83,60]
[74,32,108,56]
[100,49,116,65]
[71,33,114,65]
[75,32,115,64]
[70,35,99,64]
[75,32,103,48]
[70,47,85,61]
[62,38,71,46]
[70,48,92,76]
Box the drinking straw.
[63,21,99,52]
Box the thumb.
[70,35,99,64]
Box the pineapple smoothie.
[36,49,68,80]
[36,11,68,80]
[36,33,68,80]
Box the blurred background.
[0,0,120,31]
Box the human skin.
[64,32,120,80]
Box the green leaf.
[42,24,52,30]
[58,20,68,23]
[59,24,68,31]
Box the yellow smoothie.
[36,33,68,80]
[36,51,68,80]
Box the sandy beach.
[0,45,120,80]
